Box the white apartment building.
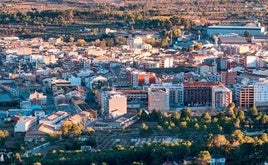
[14,116,37,132]
[212,86,233,110]
[254,79,268,106]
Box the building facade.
[39,111,69,125]
[239,85,254,108]
[212,86,233,110]
[148,89,169,112]
[207,25,265,36]
[221,71,238,86]
[102,91,127,118]
[149,83,184,107]
[131,71,157,88]
[254,79,268,106]
[14,116,37,132]
[183,82,221,107]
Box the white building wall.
[108,94,127,117]
[39,111,68,125]
[14,116,37,132]
[148,90,169,111]
[254,80,268,106]
[246,56,257,68]
[212,86,232,110]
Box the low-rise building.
[39,111,69,125]
[29,91,47,106]
[14,116,37,132]
[67,111,93,126]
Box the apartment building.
[221,71,238,86]
[239,85,254,108]
[14,116,37,132]
[101,91,127,118]
[254,79,268,106]
[212,86,233,110]
[131,71,157,88]
[148,89,169,112]
[148,83,184,107]
[183,82,221,107]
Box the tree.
[194,150,211,165]
[250,106,258,116]
[0,129,9,145]
[161,37,169,48]
[69,36,75,43]
[141,123,149,131]
[261,114,268,125]
[207,134,229,149]
[140,123,153,135]
[244,30,250,37]
[171,112,180,125]
[76,39,87,46]
[231,130,245,144]
[179,121,187,129]
[64,10,74,22]
[181,108,192,119]
[61,121,73,136]
[15,153,22,164]
[237,110,245,121]
[228,102,236,111]
[260,133,268,142]
[47,133,61,143]
[173,28,182,37]
[71,124,83,137]
[201,112,211,123]
[233,118,241,128]
[85,136,97,147]
[194,42,203,50]
[194,123,200,130]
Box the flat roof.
[183,82,221,87]
[18,116,36,123]
[119,90,147,94]
[47,111,67,121]
[207,26,263,30]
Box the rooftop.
[47,111,67,121]
[183,82,221,87]
[17,116,36,123]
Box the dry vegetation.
[0,0,266,24]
